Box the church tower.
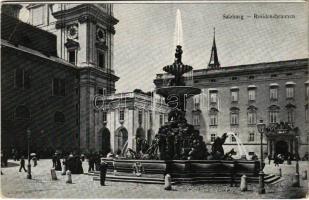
[27,4,119,151]
[208,28,220,69]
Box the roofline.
[197,58,308,73]
[1,39,78,70]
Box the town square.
[1,2,308,199]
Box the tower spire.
[208,27,220,69]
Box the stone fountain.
[94,10,261,184]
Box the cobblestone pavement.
[1,159,308,198]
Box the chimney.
[1,4,23,19]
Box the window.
[32,6,43,25]
[210,113,218,126]
[103,111,107,122]
[248,132,255,142]
[68,50,77,65]
[15,105,30,120]
[15,69,31,89]
[54,111,65,123]
[210,79,216,82]
[97,87,106,96]
[97,51,105,69]
[231,133,237,142]
[159,114,163,126]
[269,110,279,123]
[271,74,277,78]
[209,91,217,104]
[248,76,255,80]
[209,108,218,126]
[138,110,143,124]
[286,73,292,76]
[194,96,200,110]
[193,114,200,125]
[52,78,65,96]
[286,86,294,99]
[287,109,294,124]
[231,77,238,80]
[231,90,239,102]
[230,107,239,125]
[231,113,239,125]
[270,87,278,100]
[211,134,216,142]
[248,111,257,125]
[248,89,256,101]
[119,110,124,121]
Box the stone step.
[265,175,281,184]
[93,177,165,184]
[269,177,285,185]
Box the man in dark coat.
[55,156,62,171]
[19,156,27,172]
[99,160,108,186]
[88,154,95,172]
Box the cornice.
[53,4,118,34]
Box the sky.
[113,3,307,93]
[19,3,308,93]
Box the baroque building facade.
[1,4,169,156]
[155,34,309,159]
[26,4,119,152]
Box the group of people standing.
[52,153,84,174]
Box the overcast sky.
[19,3,308,93]
[113,3,307,93]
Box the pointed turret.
[208,28,220,69]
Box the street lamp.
[257,119,266,194]
[26,129,32,179]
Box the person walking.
[52,154,56,168]
[19,156,27,172]
[32,156,37,167]
[88,154,95,172]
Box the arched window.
[54,111,65,123]
[15,105,30,120]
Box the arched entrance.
[115,127,128,154]
[100,127,111,156]
[275,140,289,157]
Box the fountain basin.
[156,86,201,98]
[103,159,260,180]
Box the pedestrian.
[55,156,62,171]
[99,159,108,186]
[19,156,27,172]
[32,156,37,167]
[52,153,56,168]
[88,154,95,172]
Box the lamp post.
[26,129,32,179]
[293,135,300,187]
[257,119,266,194]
